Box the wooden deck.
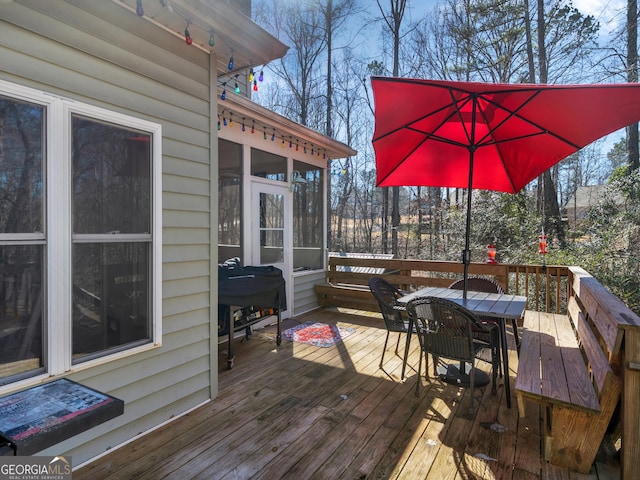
[74,307,620,480]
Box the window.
[251,148,286,182]
[218,140,242,264]
[0,95,45,382]
[292,161,323,271]
[0,80,161,386]
[71,116,153,362]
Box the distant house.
[0,0,354,465]
[565,185,621,227]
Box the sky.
[411,0,626,35]
[574,0,625,35]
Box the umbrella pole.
[463,97,478,300]
[463,167,473,300]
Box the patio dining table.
[398,286,528,408]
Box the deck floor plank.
[73,307,620,480]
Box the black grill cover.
[218,265,286,310]
[217,266,286,337]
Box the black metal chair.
[406,296,500,414]
[368,277,412,377]
[448,277,520,355]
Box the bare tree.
[257,0,326,127]
[376,0,408,256]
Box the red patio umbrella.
[371,77,640,296]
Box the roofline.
[219,90,357,160]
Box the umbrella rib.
[371,101,459,143]
[478,91,583,150]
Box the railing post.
[622,327,640,480]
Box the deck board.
[73,307,620,480]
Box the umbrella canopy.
[372,77,640,191]
[371,77,640,296]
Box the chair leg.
[380,331,390,368]
[512,318,521,355]
[415,340,423,397]
[395,331,401,355]
[468,361,475,416]
[401,331,411,380]
[491,328,500,394]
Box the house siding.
[1,1,217,465]
[293,271,326,315]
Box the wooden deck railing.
[314,255,640,479]
[319,256,569,313]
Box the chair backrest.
[368,277,406,332]
[407,296,486,363]
[448,277,504,294]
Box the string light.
[259,70,264,82]
[253,80,258,92]
[228,52,234,70]
[214,109,331,161]
[184,21,192,45]
[248,69,254,82]
[221,84,226,100]
[136,0,144,16]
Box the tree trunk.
[627,0,639,172]
[537,0,565,246]
[524,0,536,82]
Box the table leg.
[500,319,511,408]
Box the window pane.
[72,242,150,361]
[259,192,284,264]
[72,115,151,234]
[218,139,242,263]
[0,96,44,234]
[251,148,286,182]
[293,161,323,271]
[0,245,44,384]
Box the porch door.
[251,182,290,315]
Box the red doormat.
[282,322,355,347]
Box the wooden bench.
[514,267,628,474]
[314,253,394,311]
[314,255,510,312]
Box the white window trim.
[0,79,162,392]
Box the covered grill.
[218,265,286,368]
